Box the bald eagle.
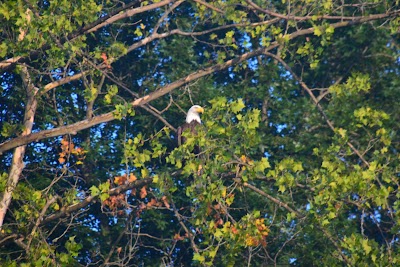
[177,105,204,147]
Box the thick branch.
[126,19,279,53]
[40,178,153,225]
[40,71,90,96]
[0,57,24,70]
[86,0,174,34]
[246,0,399,22]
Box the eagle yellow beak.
[196,107,204,113]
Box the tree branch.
[86,0,174,34]
[40,178,153,225]
[171,201,200,254]
[40,70,90,96]
[243,182,303,218]
[246,0,399,21]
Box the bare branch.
[125,19,279,53]
[243,182,303,218]
[27,195,60,249]
[246,0,399,21]
[86,0,174,34]
[171,201,200,254]
[40,70,90,96]
[154,0,185,33]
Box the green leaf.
[59,253,69,263]
[362,239,372,255]
[254,157,271,172]
[278,184,286,193]
[314,26,323,36]
[90,185,100,196]
[99,181,110,193]
[230,99,245,113]
[141,168,149,178]
[293,162,303,172]
[100,193,109,202]
[152,174,159,184]
[214,229,223,238]
[337,128,347,138]
[0,42,8,57]
[104,85,118,104]
[134,27,143,37]
[193,253,205,263]
[321,219,330,226]
[326,25,334,34]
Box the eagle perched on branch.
[177,105,204,147]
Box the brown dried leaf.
[173,233,184,241]
[61,138,69,146]
[161,196,170,209]
[114,175,127,185]
[231,226,238,235]
[140,186,147,199]
[147,198,157,207]
[128,173,137,183]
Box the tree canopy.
[0,0,399,266]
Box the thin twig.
[171,201,199,254]
[243,182,303,218]
[27,195,60,250]
[192,0,224,14]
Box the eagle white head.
[186,105,204,124]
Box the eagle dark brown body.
[176,105,204,152]
[177,120,201,146]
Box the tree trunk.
[0,66,38,228]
